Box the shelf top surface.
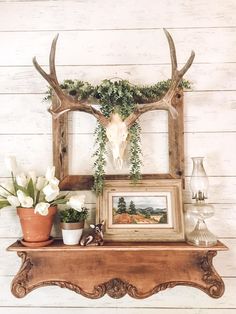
[7,239,228,252]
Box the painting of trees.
[117,197,127,214]
[129,200,137,215]
[112,195,168,225]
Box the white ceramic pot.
[61,222,84,245]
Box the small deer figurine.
[80,220,105,246]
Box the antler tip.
[163,28,170,36]
[52,34,59,46]
[32,56,38,68]
[47,107,59,119]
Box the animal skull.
[105,113,129,169]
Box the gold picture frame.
[97,179,185,242]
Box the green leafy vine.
[45,78,191,194]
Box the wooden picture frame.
[53,90,184,191]
[97,179,185,242]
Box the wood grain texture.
[7,240,227,252]
[59,174,174,191]
[1,29,236,66]
[1,64,236,94]
[1,0,235,31]
[168,90,184,178]
[8,241,226,299]
[1,238,235,277]
[1,309,236,314]
[52,96,68,180]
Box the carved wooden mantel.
[8,240,227,299]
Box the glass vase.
[186,202,217,247]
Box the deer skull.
[105,113,128,169]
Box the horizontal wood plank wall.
[0,0,235,313]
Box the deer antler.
[124,29,195,128]
[32,34,109,127]
[33,30,194,129]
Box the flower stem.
[0,185,14,196]
[11,171,17,194]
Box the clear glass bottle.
[190,157,209,201]
[186,157,217,247]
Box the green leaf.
[15,184,29,196]
[0,184,14,196]
[59,207,89,223]
[11,172,17,194]
[27,178,35,201]
[55,193,68,200]
[0,200,10,209]
[51,198,68,205]
[35,190,41,205]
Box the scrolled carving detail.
[93,278,178,299]
[11,252,33,298]
[46,280,107,299]
[201,251,225,298]
[104,278,131,299]
[24,278,179,299]
[127,281,177,299]
[42,278,132,299]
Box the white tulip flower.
[49,177,59,186]
[34,202,50,216]
[43,183,60,202]
[5,156,18,174]
[16,173,28,187]
[67,194,86,212]
[36,176,47,191]
[7,195,20,208]
[17,190,33,208]
[45,166,56,182]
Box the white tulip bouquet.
[0,156,67,215]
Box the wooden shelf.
[8,240,228,299]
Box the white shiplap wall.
[0,0,236,313]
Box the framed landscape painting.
[97,179,184,242]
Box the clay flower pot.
[61,221,84,245]
[17,206,57,246]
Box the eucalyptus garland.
[45,79,190,194]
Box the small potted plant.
[0,156,67,247]
[60,194,89,245]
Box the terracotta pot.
[61,221,84,245]
[17,206,57,243]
